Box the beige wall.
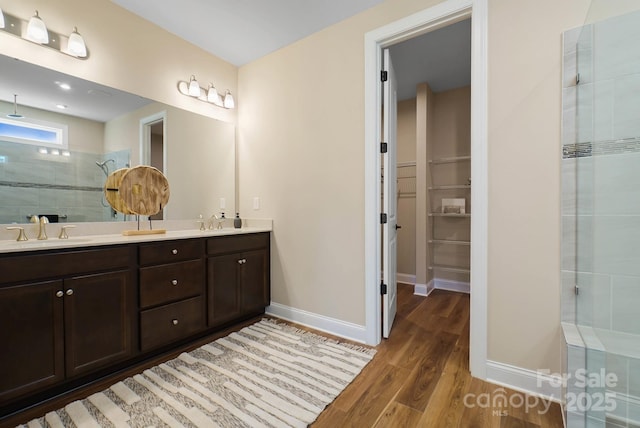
[397,99,417,277]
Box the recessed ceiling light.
[56,82,71,90]
[56,104,67,109]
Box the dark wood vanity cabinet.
[0,232,270,419]
[0,246,136,404]
[207,233,270,326]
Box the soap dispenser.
[234,213,242,229]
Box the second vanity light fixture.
[178,75,235,109]
[0,8,88,59]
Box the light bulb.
[27,10,49,44]
[188,75,201,97]
[207,84,223,106]
[67,27,87,57]
[223,91,235,109]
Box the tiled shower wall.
[0,140,129,224]
[562,10,640,426]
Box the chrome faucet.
[37,216,49,240]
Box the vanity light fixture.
[223,90,235,109]
[26,10,48,44]
[177,77,235,109]
[0,8,88,59]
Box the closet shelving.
[428,155,471,276]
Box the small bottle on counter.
[234,213,242,229]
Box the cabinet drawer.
[140,296,205,352]
[0,246,134,285]
[140,260,204,308]
[207,233,269,256]
[139,239,203,266]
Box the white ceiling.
[111,0,386,66]
[0,55,151,122]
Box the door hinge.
[380,281,388,295]
[576,73,580,84]
[380,213,387,224]
[380,142,388,153]
[381,70,388,82]
[575,285,580,295]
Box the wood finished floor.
[311,285,565,428]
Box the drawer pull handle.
[171,279,178,286]
[172,249,178,255]
[172,319,179,326]
[56,290,64,298]
[66,289,74,296]
[237,258,247,264]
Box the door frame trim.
[363,0,488,379]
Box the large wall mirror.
[0,54,235,224]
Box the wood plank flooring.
[311,285,565,428]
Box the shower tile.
[611,276,640,334]
[593,152,640,215]
[613,73,640,140]
[577,82,595,144]
[563,87,577,145]
[607,354,629,395]
[592,80,614,143]
[593,216,640,277]
[566,411,585,428]
[593,10,640,82]
[562,270,577,322]
[562,215,594,272]
[630,358,640,397]
[576,272,611,328]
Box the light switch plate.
[220,198,226,209]
[253,197,260,210]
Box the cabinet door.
[0,280,64,402]
[241,249,269,313]
[64,270,134,378]
[207,253,241,327]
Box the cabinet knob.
[171,279,178,286]
[172,319,179,326]
[242,258,247,264]
[238,259,243,264]
[171,249,178,255]
[56,290,64,298]
[66,289,73,296]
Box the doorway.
[140,111,167,220]
[364,0,488,379]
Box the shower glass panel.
[573,9,640,427]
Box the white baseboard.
[397,273,416,285]
[486,360,562,402]
[265,302,367,344]
[434,278,470,294]
[414,281,434,296]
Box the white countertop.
[0,218,272,254]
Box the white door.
[382,49,398,338]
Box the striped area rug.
[20,319,375,428]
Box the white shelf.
[428,213,471,218]
[428,184,471,190]
[429,155,471,165]
[428,265,470,274]
[429,239,470,246]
